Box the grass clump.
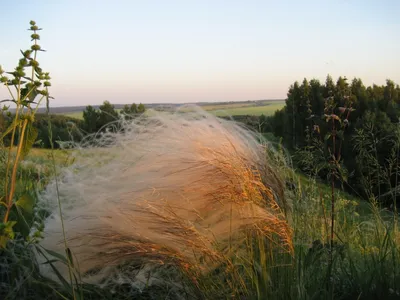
[37,107,293,299]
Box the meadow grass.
[253,156,400,300]
[209,102,285,117]
[201,103,254,110]
[62,111,85,119]
[2,140,399,300]
[200,101,277,110]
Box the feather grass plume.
[37,106,292,295]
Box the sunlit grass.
[210,102,285,116]
[3,139,400,299]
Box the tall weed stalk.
[0,20,52,245]
[0,21,78,300]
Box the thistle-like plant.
[0,20,52,247]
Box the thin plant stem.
[3,118,28,223]
[3,91,20,211]
[329,116,336,300]
[46,89,77,299]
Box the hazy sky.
[0,0,399,107]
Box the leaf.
[0,236,7,248]
[22,76,33,81]
[20,122,38,160]
[6,80,18,86]
[34,139,43,145]
[324,133,332,141]
[42,259,63,265]
[42,247,68,264]
[66,247,75,268]
[36,247,73,293]
[27,87,39,102]
[0,221,17,248]
[331,114,340,121]
[337,130,344,140]
[12,201,34,238]
[20,87,31,101]
[15,193,34,213]
[0,118,22,140]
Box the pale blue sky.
[0,0,399,106]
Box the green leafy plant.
[0,20,53,246]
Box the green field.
[201,102,262,110]
[210,102,284,116]
[61,101,285,119]
[62,111,85,119]
[62,109,123,120]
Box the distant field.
[62,109,122,120]
[210,102,285,116]
[60,101,285,119]
[63,111,84,119]
[201,102,258,110]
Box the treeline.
[0,101,146,149]
[266,75,400,206]
[81,101,145,133]
[1,112,83,149]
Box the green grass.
[201,102,258,110]
[3,137,400,299]
[62,111,84,119]
[209,102,285,116]
[251,153,400,299]
[2,144,400,299]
